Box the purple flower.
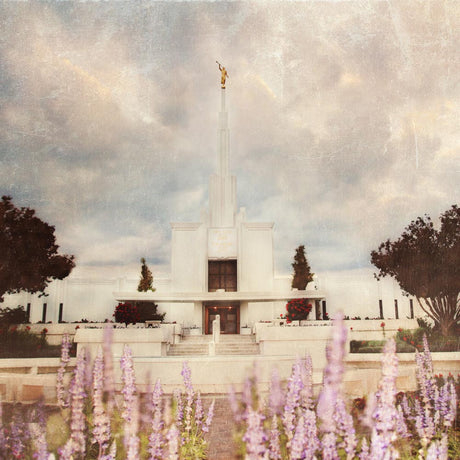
[62,351,87,458]
[269,368,284,416]
[317,312,347,433]
[203,399,215,434]
[120,345,139,450]
[228,385,242,423]
[173,389,183,425]
[321,432,338,460]
[303,408,319,459]
[56,333,71,409]
[181,362,194,433]
[370,339,399,459]
[31,399,49,459]
[242,407,267,459]
[359,437,370,460]
[334,396,357,457]
[426,434,448,460]
[268,415,281,460]
[92,348,111,455]
[290,414,307,459]
[194,391,204,428]
[103,325,115,415]
[148,379,164,460]
[282,359,303,440]
[7,404,28,459]
[300,354,314,409]
[166,423,180,460]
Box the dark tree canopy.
[291,245,314,290]
[0,196,75,302]
[137,257,155,292]
[371,204,460,336]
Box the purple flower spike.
[62,351,87,458]
[269,368,284,416]
[195,391,204,428]
[228,385,242,423]
[268,415,281,460]
[317,311,347,433]
[300,354,314,409]
[203,398,215,433]
[120,345,139,450]
[426,435,448,460]
[303,408,319,459]
[321,431,338,460]
[7,404,27,459]
[370,338,399,459]
[92,348,111,455]
[56,333,71,409]
[334,396,357,457]
[103,325,115,415]
[290,415,306,459]
[242,407,267,459]
[166,423,180,460]
[282,360,303,440]
[31,399,49,459]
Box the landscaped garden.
[0,313,458,459]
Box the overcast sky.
[1,1,458,278]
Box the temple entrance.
[205,304,240,334]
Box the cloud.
[0,1,458,276]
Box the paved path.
[204,395,239,459]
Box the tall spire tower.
[209,64,237,227]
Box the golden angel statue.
[216,61,228,88]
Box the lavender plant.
[173,362,215,459]
[228,314,458,459]
[56,333,71,409]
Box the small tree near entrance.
[137,257,155,292]
[371,205,460,337]
[291,245,314,290]
[135,257,165,322]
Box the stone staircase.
[167,334,260,356]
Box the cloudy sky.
[1,0,458,279]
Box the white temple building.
[114,86,325,333]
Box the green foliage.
[291,244,314,290]
[396,327,460,352]
[0,325,59,358]
[371,204,460,336]
[113,302,140,325]
[0,305,28,326]
[0,195,75,302]
[135,301,166,322]
[137,257,155,292]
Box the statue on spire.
[216,61,228,89]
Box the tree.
[136,257,164,322]
[291,245,314,290]
[0,196,75,302]
[137,257,155,292]
[371,205,460,336]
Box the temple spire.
[209,65,237,227]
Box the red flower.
[26,326,31,331]
[350,327,353,330]
[398,327,402,332]
[403,337,407,341]
[42,328,48,334]
[75,325,80,330]
[410,340,414,345]
[380,322,385,328]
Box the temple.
[114,81,325,333]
